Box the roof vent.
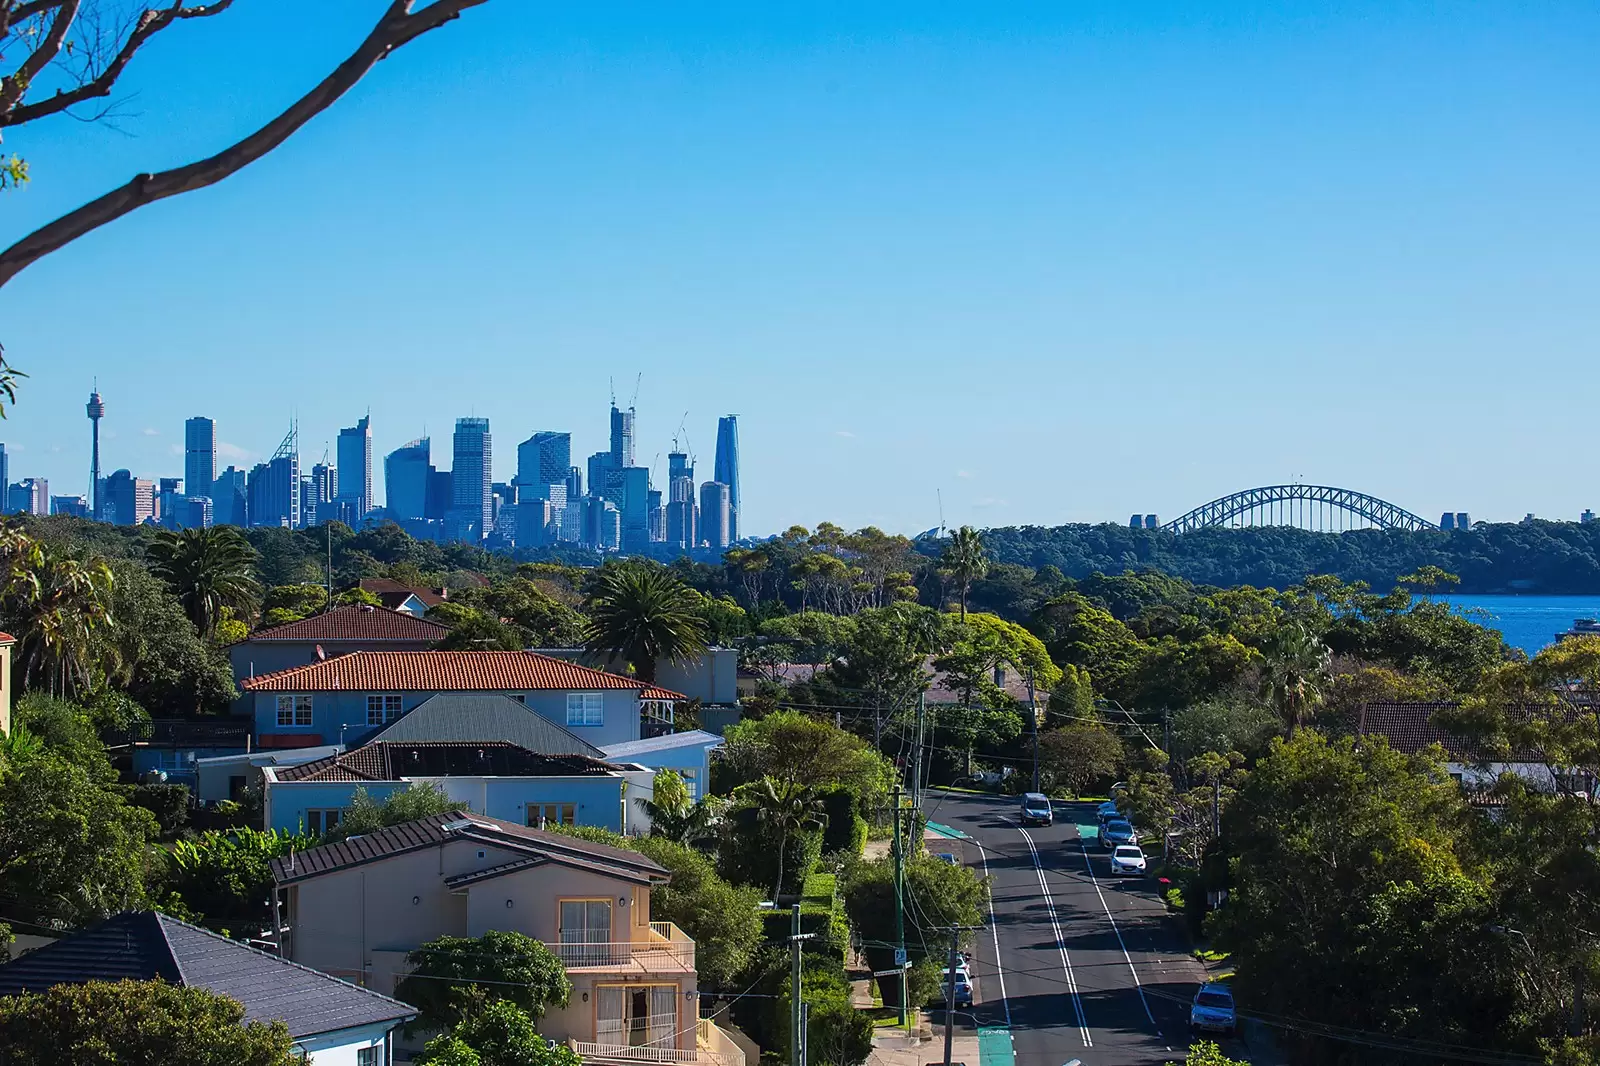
[441,818,476,833]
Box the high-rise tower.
[714,415,739,542]
[451,417,492,541]
[184,417,216,505]
[86,388,105,520]
[610,405,635,468]
[336,414,373,517]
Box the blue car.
[1190,982,1236,1036]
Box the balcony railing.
[569,1022,744,1066]
[549,923,695,971]
[697,1018,747,1066]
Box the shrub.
[125,783,190,837]
[818,788,867,857]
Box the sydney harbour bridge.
[1144,484,1447,534]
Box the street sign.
[871,966,910,977]
[894,947,908,966]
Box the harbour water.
[1440,594,1600,656]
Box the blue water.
[1440,595,1600,656]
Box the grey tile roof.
[367,691,607,758]
[0,912,415,1039]
[271,810,669,887]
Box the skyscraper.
[104,470,154,526]
[157,477,181,527]
[451,417,492,541]
[385,438,431,522]
[714,415,740,542]
[618,466,651,553]
[699,481,731,549]
[247,425,300,528]
[610,404,635,468]
[86,389,105,520]
[517,431,571,488]
[184,417,216,507]
[213,466,247,527]
[0,442,8,515]
[311,462,337,509]
[336,415,373,517]
[8,478,48,517]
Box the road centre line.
[1017,825,1090,1048]
[1076,836,1159,1028]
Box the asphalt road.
[920,790,1235,1066]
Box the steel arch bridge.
[1162,484,1437,534]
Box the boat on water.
[1555,618,1600,642]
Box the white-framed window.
[304,809,341,836]
[366,694,403,725]
[275,694,312,727]
[566,692,604,726]
[681,768,698,801]
[356,1047,377,1066]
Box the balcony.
[548,921,695,973]
[568,1019,745,1066]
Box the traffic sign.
[894,947,908,966]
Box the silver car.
[1101,819,1137,850]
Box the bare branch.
[0,0,82,118]
[3,0,236,127]
[1,1,70,39]
[0,0,490,289]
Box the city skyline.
[1,6,1596,534]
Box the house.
[358,577,451,617]
[601,731,724,802]
[228,605,449,695]
[0,911,415,1064]
[0,631,13,735]
[363,691,609,757]
[261,740,655,837]
[269,811,746,1066]
[540,647,742,735]
[1356,702,1578,794]
[193,745,344,804]
[127,717,253,788]
[240,649,686,751]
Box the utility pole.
[790,903,805,1066]
[1212,777,1221,842]
[1027,669,1039,793]
[911,693,926,809]
[942,927,984,1066]
[891,787,908,1027]
[799,1002,810,1066]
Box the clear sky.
[1,1,1597,536]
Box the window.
[508,693,526,704]
[356,1049,376,1066]
[304,809,341,836]
[151,750,195,771]
[275,694,312,727]
[566,692,604,726]
[559,899,613,965]
[528,803,576,828]
[366,694,403,725]
[596,985,677,1049]
[681,768,698,801]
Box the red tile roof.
[640,685,686,701]
[242,606,448,644]
[358,578,448,609]
[240,649,684,697]
[0,631,15,644]
[1356,701,1574,763]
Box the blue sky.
[1,1,1597,536]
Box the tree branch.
[3,0,238,128]
[0,0,490,289]
[1,1,70,40]
[0,0,81,118]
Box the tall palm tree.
[583,563,709,683]
[1260,623,1333,738]
[746,777,826,903]
[146,526,261,638]
[939,526,989,620]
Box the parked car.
[940,967,974,1008]
[1101,819,1137,849]
[1190,983,1236,1035]
[1109,845,1147,876]
[1096,800,1121,821]
[1020,792,1054,827]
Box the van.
[1020,792,1053,826]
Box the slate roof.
[240,650,685,698]
[270,809,669,886]
[364,691,606,758]
[0,912,414,1039]
[242,605,448,645]
[274,741,622,782]
[601,729,724,761]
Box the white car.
[1109,845,1147,876]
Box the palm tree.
[147,526,261,638]
[939,526,989,620]
[745,777,826,903]
[1,537,116,698]
[582,563,709,683]
[1260,623,1332,738]
[635,773,723,849]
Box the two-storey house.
[240,649,685,752]
[261,740,655,837]
[270,811,745,1066]
[228,605,449,705]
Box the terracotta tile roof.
[359,578,448,609]
[242,605,448,644]
[270,809,668,886]
[276,741,621,782]
[240,649,665,694]
[0,631,14,644]
[1356,701,1566,763]
[641,685,688,701]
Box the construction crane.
[628,372,642,412]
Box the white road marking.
[973,839,1011,1028]
[1076,837,1158,1027]
[1018,826,1091,1047]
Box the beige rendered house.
[269,810,744,1066]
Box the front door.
[559,900,612,966]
